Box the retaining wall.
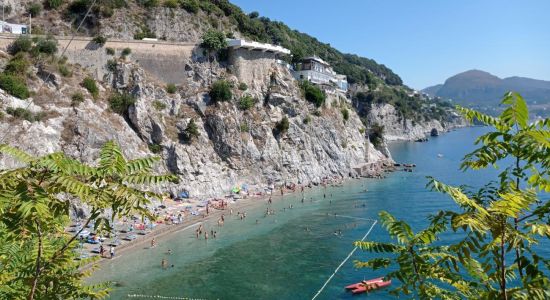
[0,35,196,84]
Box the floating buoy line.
[310,220,378,300]
[127,294,216,300]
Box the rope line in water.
[310,220,378,300]
[127,294,214,300]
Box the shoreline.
[82,126,476,269]
[85,173,377,269]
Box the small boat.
[345,277,391,294]
[437,154,444,158]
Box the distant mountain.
[423,70,550,106]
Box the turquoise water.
[91,127,547,299]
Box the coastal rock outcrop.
[0,52,391,198]
[366,103,466,141]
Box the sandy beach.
[78,175,360,269]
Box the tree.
[0,142,177,299]
[27,2,42,17]
[181,0,199,13]
[355,92,550,299]
[201,30,228,83]
[184,119,200,142]
[368,123,384,147]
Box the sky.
[230,0,550,89]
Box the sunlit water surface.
[91,127,548,299]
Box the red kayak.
[345,277,391,294]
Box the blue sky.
[230,0,550,89]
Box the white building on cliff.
[292,56,348,92]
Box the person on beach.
[110,246,115,258]
[162,258,168,269]
[230,209,233,215]
[99,245,104,258]
[167,249,172,255]
[213,231,217,238]
[151,238,156,248]
[195,230,199,239]
[205,231,209,240]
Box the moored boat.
[345,277,391,294]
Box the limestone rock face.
[0,54,392,198]
[366,103,467,141]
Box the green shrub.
[0,74,30,99]
[184,119,200,141]
[58,64,72,77]
[166,83,177,94]
[303,115,311,124]
[238,95,255,110]
[106,59,117,72]
[359,127,366,134]
[300,81,325,107]
[240,123,249,132]
[139,0,159,7]
[341,107,349,121]
[238,82,248,91]
[46,0,63,9]
[163,0,178,8]
[71,92,84,106]
[92,35,107,46]
[81,77,99,98]
[148,143,162,153]
[5,107,40,122]
[9,36,32,54]
[209,80,232,102]
[34,37,58,55]
[109,92,136,115]
[27,2,42,16]
[180,0,199,13]
[58,56,68,64]
[0,4,12,15]
[153,100,167,111]
[106,47,115,55]
[274,116,289,135]
[368,123,385,147]
[121,47,131,57]
[4,54,30,75]
[201,30,228,54]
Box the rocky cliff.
[366,103,467,141]
[0,45,391,198]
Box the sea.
[90,126,549,299]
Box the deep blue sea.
[91,126,549,299]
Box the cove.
[91,126,544,300]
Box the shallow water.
[91,126,548,299]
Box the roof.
[302,56,330,66]
[226,39,291,55]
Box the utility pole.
[29,13,32,34]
